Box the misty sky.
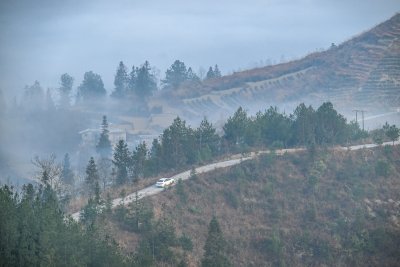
[0,0,399,98]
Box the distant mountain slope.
[170,13,400,119]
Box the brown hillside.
[146,146,400,266]
[169,14,400,118]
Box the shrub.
[179,234,193,251]
[375,160,391,177]
[223,190,239,209]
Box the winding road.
[71,140,399,221]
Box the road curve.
[71,140,399,221]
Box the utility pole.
[353,109,366,131]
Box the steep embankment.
[172,14,400,118]
[143,145,400,266]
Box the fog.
[0,0,399,96]
[0,1,399,184]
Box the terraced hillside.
[175,13,400,119]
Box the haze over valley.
[0,1,400,266]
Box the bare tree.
[32,154,62,190]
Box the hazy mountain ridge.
[170,13,400,119]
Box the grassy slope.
[144,146,400,266]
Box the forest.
[1,98,399,266]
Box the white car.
[156,178,175,188]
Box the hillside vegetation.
[144,145,400,266]
[174,13,400,118]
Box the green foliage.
[111,61,128,98]
[0,185,128,267]
[134,61,157,99]
[383,123,399,144]
[161,117,196,169]
[179,234,193,251]
[260,230,285,265]
[77,71,106,101]
[372,129,384,145]
[375,160,391,177]
[223,189,239,209]
[113,140,130,185]
[96,115,112,158]
[163,60,189,89]
[131,142,148,180]
[85,157,100,197]
[315,102,348,145]
[59,73,74,107]
[61,153,74,185]
[223,107,250,147]
[176,179,188,203]
[201,216,231,267]
[292,103,316,146]
[205,65,222,80]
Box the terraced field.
[178,14,400,118]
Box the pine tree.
[135,61,157,99]
[77,71,106,102]
[196,118,220,158]
[22,80,45,110]
[206,67,215,80]
[187,67,200,82]
[61,153,74,185]
[111,61,128,98]
[59,73,73,108]
[112,140,130,185]
[384,123,400,145]
[131,142,148,180]
[96,115,112,158]
[162,60,188,89]
[128,65,137,94]
[149,138,162,175]
[223,107,249,146]
[201,216,230,267]
[85,157,100,197]
[213,65,221,78]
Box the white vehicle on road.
[156,178,175,188]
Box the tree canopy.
[77,71,106,102]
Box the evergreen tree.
[21,80,45,110]
[257,106,292,147]
[292,103,316,146]
[128,65,137,94]
[59,73,74,107]
[135,61,157,99]
[162,60,188,89]
[384,123,399,145]
[206,67,215,80]
[161,117,195,169]
[223,107,249,146]
[131,142,148,180]
[315,102,347,145]
[213,64,221,78]
[201,216,230,267]
[96,115,112,158]
[187,67,200,82]
[113,140,130,185]
[85,157,100,197]
[61,153,74,185]
[111,61,128,98]
[148,138,162,175]
[196,118,220,159]
[77,71,106,102]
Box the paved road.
[71,140,399,221]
